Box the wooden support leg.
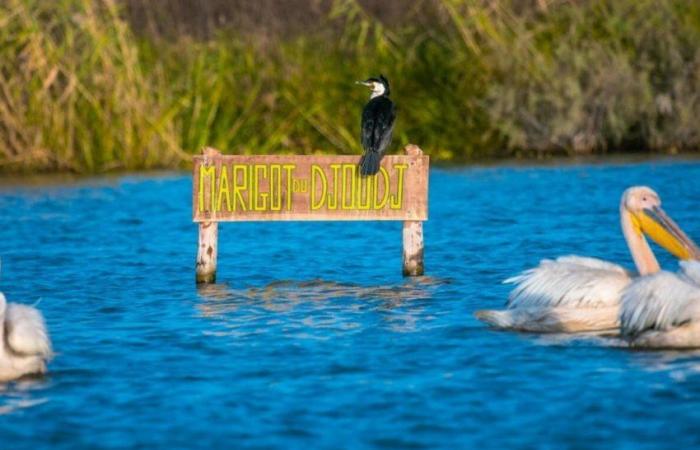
[402,220,424,276]
[196,221,218,284]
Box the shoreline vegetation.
[2,0,700,174]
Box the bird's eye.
[642,196,647,201]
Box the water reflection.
[197,277,447,314]
[532,331,625,348]
[531,332,700,382]
[629,349,700,379]
[196,277,449,334]
[0,379,49,415]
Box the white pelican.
[0,292,51,381]
[475,186,700,333]
[621,260,700,348]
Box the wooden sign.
[193,149,428,222]
[193,145,429,283]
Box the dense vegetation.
[2,0,700,173]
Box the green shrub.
[1,0,699,173]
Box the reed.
[1,0,699,173]
[0,0,187,172]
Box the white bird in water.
[621,260,700,348]
[0,292,51,381]
[476,186,700,334]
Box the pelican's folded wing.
[620,268,700,337]
[5,304,52,357]
[506,255,632,309]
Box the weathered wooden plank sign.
[194,145,429,283]
[193,153,428,221]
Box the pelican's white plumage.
[621,260,700,348]
[475,256,630,332]
[507,256,631,309]
[476,186,700,334]
[0,293,52,382]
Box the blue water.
[1,159,700,449]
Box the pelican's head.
[356,75,390,98]
[621,186,700,261]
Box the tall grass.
[0,0,186,172]
[1,0,700,173]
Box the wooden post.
[195,147,220,284]
[402,144,425,276]
[403,218,425,276]
[196,222,218,284]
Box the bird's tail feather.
[475,310,515,328]
[359,152,381,176]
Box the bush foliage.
[1,0,699,172]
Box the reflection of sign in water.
[193,146,429,283]
[193,153,428,221]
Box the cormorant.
[356,75,396,176]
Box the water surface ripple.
[1,160,700,448]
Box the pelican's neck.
[621,206,660,275]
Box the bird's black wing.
[361,102,376,152]
[361,97,396,155]
[375,109,395,156]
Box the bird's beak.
[635,206,700,260]
[355,81,371,87]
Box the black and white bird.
[356,75,396,176]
